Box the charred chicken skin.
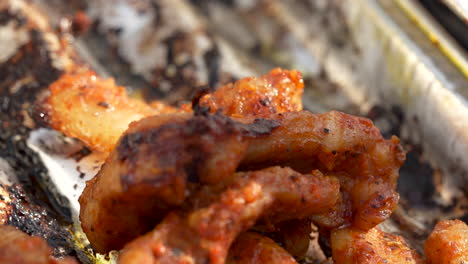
[46,68,303,154]
[80,110,403,252]
[79,112,278,252]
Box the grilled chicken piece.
[183,68,304,120]
[80,110,403,252]
[243,110,405,230]
[45,68,303,154]
[0,225,77,264]
[79,112,278,252]
[227,232,298,264]
[117,166,339,264]
[424,219,468,264]
[78,69,303,252]
[330,227,424,264]
[45,71,177,153]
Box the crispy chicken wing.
[79,112,278,252]
[117,166,339,264]
[45,71,176,153]
[330,227,424,264]
[227,232,298,264]
[0,225,77,264]
[424,219,468,264]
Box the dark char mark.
[117,113,278,187]
[0,9,91,263]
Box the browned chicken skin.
[330,227,424,264]
[79,112,278,252]
[424,219,468,264]
[0,225,77,264]
[46,68,303,154]
[227,232,298,264]
[117,166,339,264]
[184,68,304,119]
[80,110,404,252]
[77,69,305,253]
[244,111,405,229]
[45,71,177,153]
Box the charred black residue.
[117,113,253,188]
[259,98,270,107]
[192,0,235,8]
[0,30,62,93]
[148,31,201,101]
[366,105,403,139]
[0,9,87,261]
[366,105,436,208]
[117,132,145,163]
[0,13,73,216]
[203,41,221,90]
[240,118,280,137]
[69,147,91,162]
[398,147,436,208]
[4,184,76,258]
[191,87,211,116]
[97,101,109,108]
[150,1,162,26]
[144,30,233,103]
[0,9,27,27]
